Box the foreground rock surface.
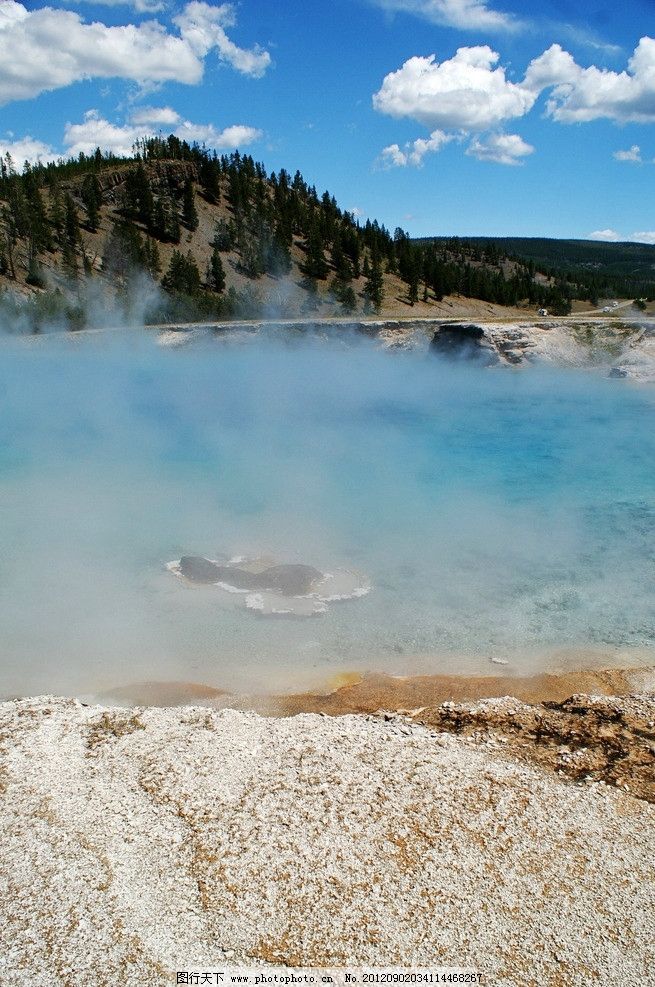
[1,696,653,986]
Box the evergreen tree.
[103,219,145,281]
[62,194,80,274]
[81,174,102,232]
[301,223,328,280]
[406,253,421,305]
[212,218,234,251]
[363,245,384,312]
[267,226,292,276]
[198,158,221,203]
[124,163,153,228]
[333,279,356,314]
[48,182,65,240]
[162,250,201,296]
[143,237,161,276]
[1,204,17,278]
[22,171,51,253]
[301,276,320,312]
[207,246,226,293]
[26,250,45,288]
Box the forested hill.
[0,137,653,330]
[419,236,655,300]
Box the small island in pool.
[167,553,371,616]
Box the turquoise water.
[0,329,654,697]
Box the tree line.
[2,136,652,325]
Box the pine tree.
[182,179,199,231]
[124,163,153,228]
[103,219,145,282]
[334,280,356,314]
[81,174,102,232]
[301,224,328,280]
[23,171,51,253]
[48,182,65,240]
[143,237,161,276]
[207,246,226,293]
[199,158,221,204]
[211,219,234,252]
[363,245,384,312]
[162,250,201,296]
[266,226,292,276]
[62,194,80,274]
[26,249,45,288]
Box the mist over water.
[1,328,654,699]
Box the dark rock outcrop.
[430,324,499,365]
[178,557,322,595]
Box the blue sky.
[1,0,654,241]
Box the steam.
[0,328,654,700]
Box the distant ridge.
[1,138,653,330]
[417,236,655,281]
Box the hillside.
[0,138,651,331]
[420,236,655,300]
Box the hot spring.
[1,328,654,700]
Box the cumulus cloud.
[172,2,271,78]
[369,0,518,32]
[129,105,182,127]
[613,145,642,163]
[374,36,655,168]
[62,108,262,157]
[0,1,270,106]
[466,131,534,165]
[373,47,537,131]
[525,38,655,124]
[174,121,262,147]
[71,0,166,12]
[589,229,622,242]
[380,129,453,167]
[589,229,655,244]
[0,134,58,165]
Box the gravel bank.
[1,696,653,986]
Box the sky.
[0,0,654,241]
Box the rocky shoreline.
[1,687,653,985]
[154,315,655,382]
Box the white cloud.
[369,0,518,32]
[374,37,655,169]
[373,47,537,131]
[64,111,143,158]
[613,145,642,163]
[173,121,262,148]
[379,143,408,168]
[380,129,453,167]
[71,0,167,12]
[589,229,622,241]
[172,2,270,78]
[0,135,58,165]
[129,106,182,127]
[466,131,534,165]
[0,1,270,106]
[62,108,262,157]
[525,37,655,124]
[588,229,655,244]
